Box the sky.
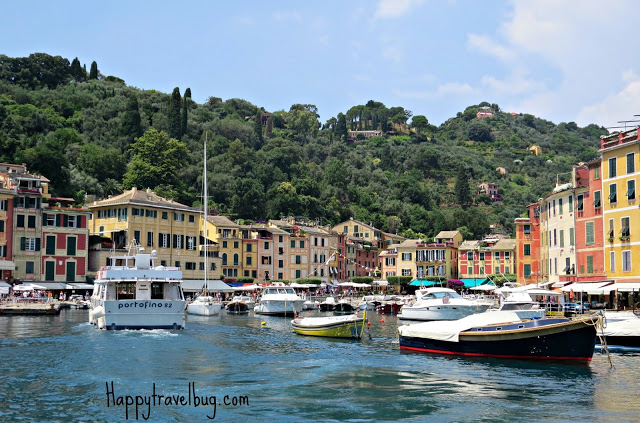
[2,0,640,130]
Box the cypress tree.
[168,87,182,139]
[120,96,142,151]
[254,113,263,146]
[336,113,348,142]
[70,57,85,82]
[454,166,473,209]
[89,61,98,79]
[265,115,273,139]
[181,88,191,137]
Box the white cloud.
[622,69,638,83]
[467,33,514,62]
[480,72,545,96]
[373,0,424,20]
[578,80,640,128]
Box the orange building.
[514,203,542,285]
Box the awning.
[589,282,640,293]
[0,260,15,270]
[181,279,234,292]
[536,281,554,288]
[67,283,94,290]
[468,284,496,291]
[372,280,389,286]
[37,282,71,290]
[552,281,572,288]
[459,278,490,287]
[560,282,613,293]
[410,280,440,287]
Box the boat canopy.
[398,311,522,342]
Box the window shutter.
[42,213,47,225]
[63,215,69,227]
[158,233,162,248]
[20,237,26,250]
[181,235,185,249]
[173,234,177,248]
[0,220,3,233]
[35,238,41,251]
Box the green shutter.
[20,237,26,251]
[587,256,594,273]
[586,222,594,245]
[181,235,185,249]
[158,233,162,247]
[42,213,47,225]
[67,237,76,255]
[63,214,69,227]
[0,220,4,233]
[35,238,41,251]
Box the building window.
[264,242,269,250]
[569,227,575,246]
[610,251,615,272]
[568,195,573,212]
[494,251,500,260]
[402,252,412,261]
[559,229,564,248]
[234,241,239,249]
[21,237,40,251]
[587,256,594,274]
[134,230,141,244]
[278,260,283,268]
[26,261,34,274]
[609,157,617,178]
[609,184,617,204]
[505,252,510,259]
[162,212,168,219]
[189,215,195,223]
[552,200,556,216]
[627,153,635,174]
[559,198,563,214]
[553,229,557,246]
[16,214,24,228]
[524,244,531,256]
[295,255,301,264]
[621,217,630,238]
[160,233,169,248]
[222,253,227,265]
[577,194,584,211]
[300,241,305,248]
[67,237,77,255]
[68,215,78,228]
[467,252,473,260]
[523,225,531,235]
[246,244,252,252]
[222,241,227,248]
[505,266,510,274]
[586,222,595,245]
[593,191,601,208]
[627,180,635,200]
[27,215,36,228]
[622,250,631,272]
[187,236,195,250]
[402,268,411,276]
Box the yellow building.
[206,215,242,280]
[88,187,221,281]
[332,218,384,249]
[600,129,640,282]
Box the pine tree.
[454,166,473,209]
[89,61,98,79]
[181,88,190,137]
[265,115,273,139]
[168,87,182,139]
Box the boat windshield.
[429,291,462,299]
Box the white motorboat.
[254,284,305,316]
[187,134,223,317]
[230,295,255,309]
[89,245,186,330]
[494,290,546,319]
[397,287,491,321]
[319,296,336,312]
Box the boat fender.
[261,321,267,326]
[381,318,385,324]
[92,306,104,319]
[367,321,371,327]
[97,317,105,330]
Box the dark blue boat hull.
[400,318,598,362]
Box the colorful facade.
[515,204,542,284]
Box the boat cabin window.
[151,283,164,299]
[116,282,136,300]
[432,291,462,299]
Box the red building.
[40,205,90,283]
[572,161,605,282]
[0,189,15,282]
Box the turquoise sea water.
[0,309,638,422]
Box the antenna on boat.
[203,132,209,296]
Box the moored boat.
[187,295,222,316]
[226,299,250,314]
[398,287,491,321]
[89,246,186,330]
[601,314,640,348]
[333,300,356,314]
[254,284,305,316]
[291,310,367,338]
[398,311,600,362]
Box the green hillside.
[0,53,608,239]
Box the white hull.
[254,299,305,315]
[398,304,490,321]
[187,302,222,316]
[94,300,186,330]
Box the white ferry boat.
[89,247,186,330]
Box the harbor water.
[0,308,638,422]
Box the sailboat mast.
[204,133,208,294]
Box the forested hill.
[0,53,608,239]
